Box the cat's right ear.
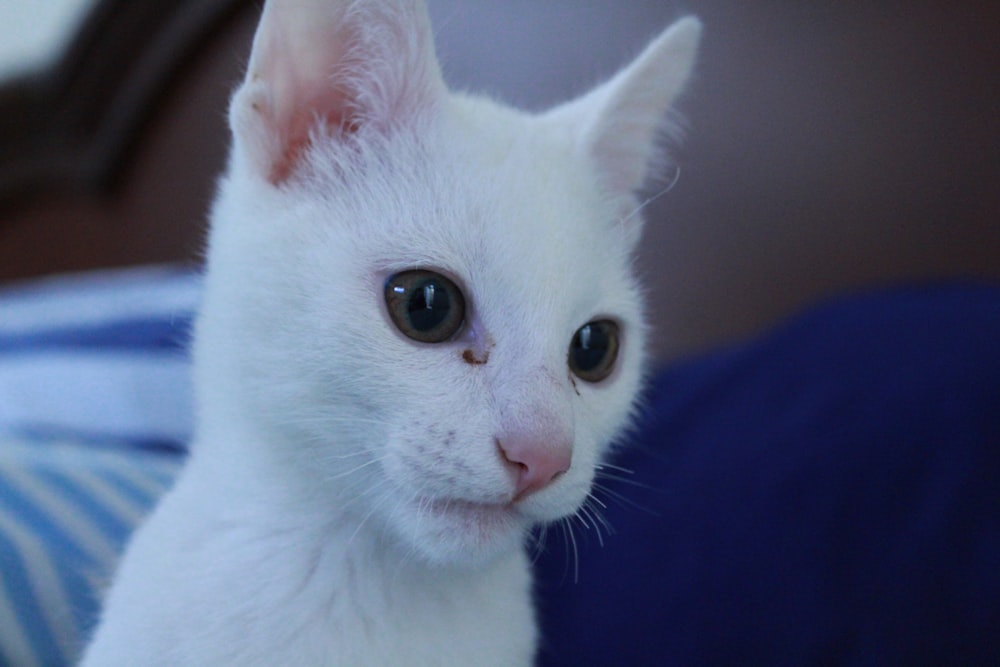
[545,16,701,241]
[229,0,446,185]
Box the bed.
[1,1,998,665]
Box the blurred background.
[1,4,997,665]
[0,0,997,361]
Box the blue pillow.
[535,283,1000,666]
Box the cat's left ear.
[229,0,447,185]
[548,17,701,210]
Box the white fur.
[81,1,699,665]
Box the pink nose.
[497,434,573,501]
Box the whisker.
[526,525,548,565]
[322,456,384,482]
[388,482,438,585]
[619,165,682,228]
[590,481,660,517]
[583,496,615,538]
[587,493,609,510]
[594,462,636,475]
[571,509,593,532]
[313,449,375,461]
[289,414,389,432]
[576,504,605,548]
[345,478,395,548]
[562,518,580,585]
[593,470,659,492]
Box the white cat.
[81,1,699,665]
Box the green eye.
[384,270,466,343]
[568,320,620,382]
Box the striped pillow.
[0,440,182,666]
[0,265,197,665]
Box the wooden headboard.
[0,0,255,281]
[1,0,997,360]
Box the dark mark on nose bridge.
[462,349,489,366]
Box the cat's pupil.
[568,320,619,383]
[385,270,465,343]
[408,281,448,331]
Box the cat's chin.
[398,497,529,567]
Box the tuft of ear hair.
[547,17,702,203]
[229,0,446,185]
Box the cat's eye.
[568,320,620,383]
[384,270,466,343]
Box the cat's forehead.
[287,97,639,331]
[358,104,627,274]
[390,162,623,322]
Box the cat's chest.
[285,551,538,666]
[169,500,538,666]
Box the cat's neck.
[165,451,537,665]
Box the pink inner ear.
[253,6,359,185]
[235,0,445,185]
[268,88,359,185]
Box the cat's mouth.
[398,496,528,564]
[426,498,516,519]
[422,497,524,533]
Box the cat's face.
[196,0,699,566]
[205,105,645,564]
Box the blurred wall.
[429,1,1000,360]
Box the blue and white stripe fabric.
[0,440,182,666]
[0,265,199,449]
[0,266,198,666]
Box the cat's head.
[196,0,699,566]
